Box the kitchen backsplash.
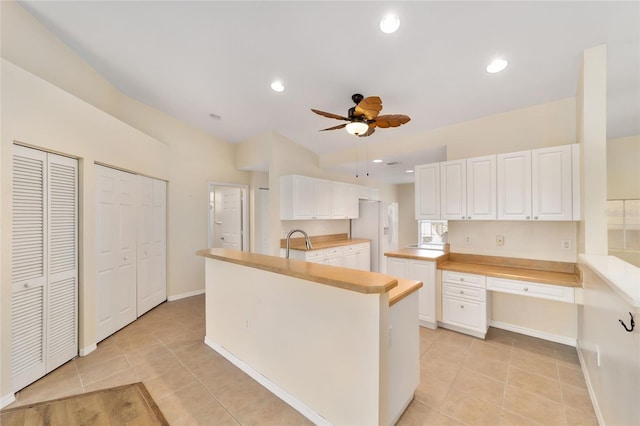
[448,220,578,262]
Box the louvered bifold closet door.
[46,154,78,371]
[11,146,47,392]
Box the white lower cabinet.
[386,257,437,329]
[487,276,575,303]
[287,242,370,271]
[441,270,489,338]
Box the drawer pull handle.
[460,277,464,282]
[619,312,635,332]
[524,287,528,292]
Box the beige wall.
[397,184,418,248]
[448,221,578,263]
[0,0,251,400]
[607,134,640,200]
[320,98,576,168]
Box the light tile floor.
[6,295,598,425]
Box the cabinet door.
[331,181,347,218]
[313,179,332,219]
[386,257,408,279]
[293,176,316,219]
[356,246,371,271]
[532,145,573,220]
[440,160,467,220]
[442,295,486,332]
[497,150,532,220]
[466,155,496,220]
[410,260,437,329]
[415,163,440,220]
[344,251,357,269]
[345,184,360,219]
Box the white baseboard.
[79,343,97,357]
[1,392,16,409]
[419,319,437,330]
[167,289,204,302]
[576,341,605,426]
[490,320,576,347]
[203,337,332,426]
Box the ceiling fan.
[311,94,411,137]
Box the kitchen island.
[197,248,422,426]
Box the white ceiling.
[18,1,640,183]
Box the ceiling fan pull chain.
[366,143,369,176]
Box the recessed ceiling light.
[486,58,508,73]
[379,14,400,34]
[373,159,383,163]
[270,80,285,92]
[406,169,414,173]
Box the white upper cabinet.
[497,150,532,220]
[331,182,359,219]
[440,156,496,220]
[532,145,573,221]
[498,144,575,221]
[466,155,497,220]
[415,163,440,220]
[440,159,467,220]
[281,175,358,220]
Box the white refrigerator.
[351,200,398,273]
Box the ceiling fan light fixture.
[346,121,370,136]
[486,58,508,73]
[379,14,400,34]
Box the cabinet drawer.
[487,277,575,303]
[326,247,344,256]
[304,249,327,261]
[442,295,486,331]
[443,282,486,302]
[442,270,486,288]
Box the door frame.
[207,182,249,251]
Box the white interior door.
[12,145,78,392]
[95,165,137,342]
[11,146,47,391]
[220,187,242,249]
[137,176,166,317]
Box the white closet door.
[11,146,47,391]
[95,165,137,342]
[137,176,166,317]
[46,154,78,371]
[11,146,78,392]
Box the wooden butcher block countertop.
[197,248,397,295]
[389,278,423,307]
[384,249,581,288]
[280,233,370,251]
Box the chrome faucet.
[285,229,312,259]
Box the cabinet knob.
[460,277,464,282]
[460,290,464,294]
[534,216,539,220]
[124,256,128,261]
[460,305,465,309]
[526,216,531,220]
[145,250,149,255]
[524,287,529,291]
[467,216,471,219]
[462,216,465,219]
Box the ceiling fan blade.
[320,123,347,131]
[355,96,383,120]
[358,123,377,137]
[374,114,411,128]
[311,109,350,121]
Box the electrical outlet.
[464,235,472,244]
[496,235,505,246]
[561,239,571,250]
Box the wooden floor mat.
[0,382,168,425]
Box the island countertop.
[197,248,398,295]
